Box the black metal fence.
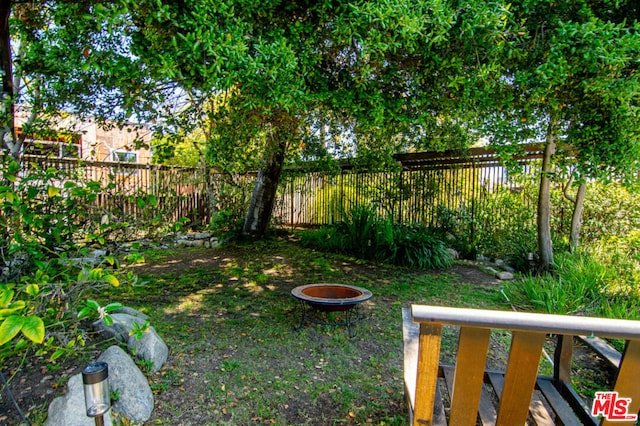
[274,146,544,230]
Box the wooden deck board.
[536,378,582,426]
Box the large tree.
[106,0,514,238]
[481,0,640,269]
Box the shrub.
[0,157,141,364]
[300,204,451,270]
[337,204,379,258]
[504,250,640,320]
[209,209,245,239]
[391,223,452,270]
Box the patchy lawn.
[124,239,505,425]
[6,238,606,425]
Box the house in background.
[14,107,153,165]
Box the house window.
[111,150,138,176]
[17,127,81,158]
[112,150,137,163]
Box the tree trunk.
[537,119,558,271]
[242,134,288,238]
[0,0,15,158]
[569,182,586,252]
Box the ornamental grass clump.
[300,204,451,270]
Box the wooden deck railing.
[403,305,640,426]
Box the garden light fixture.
[82,362,110,425]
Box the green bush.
[299,225,348,252]
[579,182,640,245]
[209,209,245,239]
[391,223,452,270]
[504,249,640,320]
[431,180,538,270]
[337,204,380,258]
[300,204,451,270]
[0,157,141,364]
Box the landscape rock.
[93,313,136,342]
[98,346,154,423]
[177,239,205,247]
[479,265,500,276]
[205,238,221,249]
[496,271,515,280]
[94,311,168,373]
[175,231,218,248]
[127,325,169,373]
[44,374,114,426]
[502,265,516,273]
[446,248,459,260]
[190,232,213,240]
[113,306,150,320]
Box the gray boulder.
[446,248,459,260]
[113,306,150,320]
[94,313,134,342]
[127,324,168,373]
[496,271,515,280]
[98,346,154,423]
[44,374,114,426]
[94,311,168,373]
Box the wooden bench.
[402,305,640,426]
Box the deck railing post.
[554,334,574,384]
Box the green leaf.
[103,315,114,326]
[0,289,14,308]
[103,274,120,287]
[0,301,26,317]
[0,315,25,346]
[51,348,65,360]
[104,302,123,312]
[26,284,40,297]
[21,316,45,344]
[86,299,100,310]
[47,186,62,197]
[77,306,93,319]
[0,191,14,203]
[88,268,104,281]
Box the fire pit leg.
[346,308,356,338]
[293,300,308,331]
[294,303,365,337]
[345,304,365,338]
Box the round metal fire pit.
[291,284,373,336]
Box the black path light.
[82,362,110,426]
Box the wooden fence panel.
[19,145,543,231]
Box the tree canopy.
[3,0,639,246]
[478,0,640,268]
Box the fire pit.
[291,284,373,337]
